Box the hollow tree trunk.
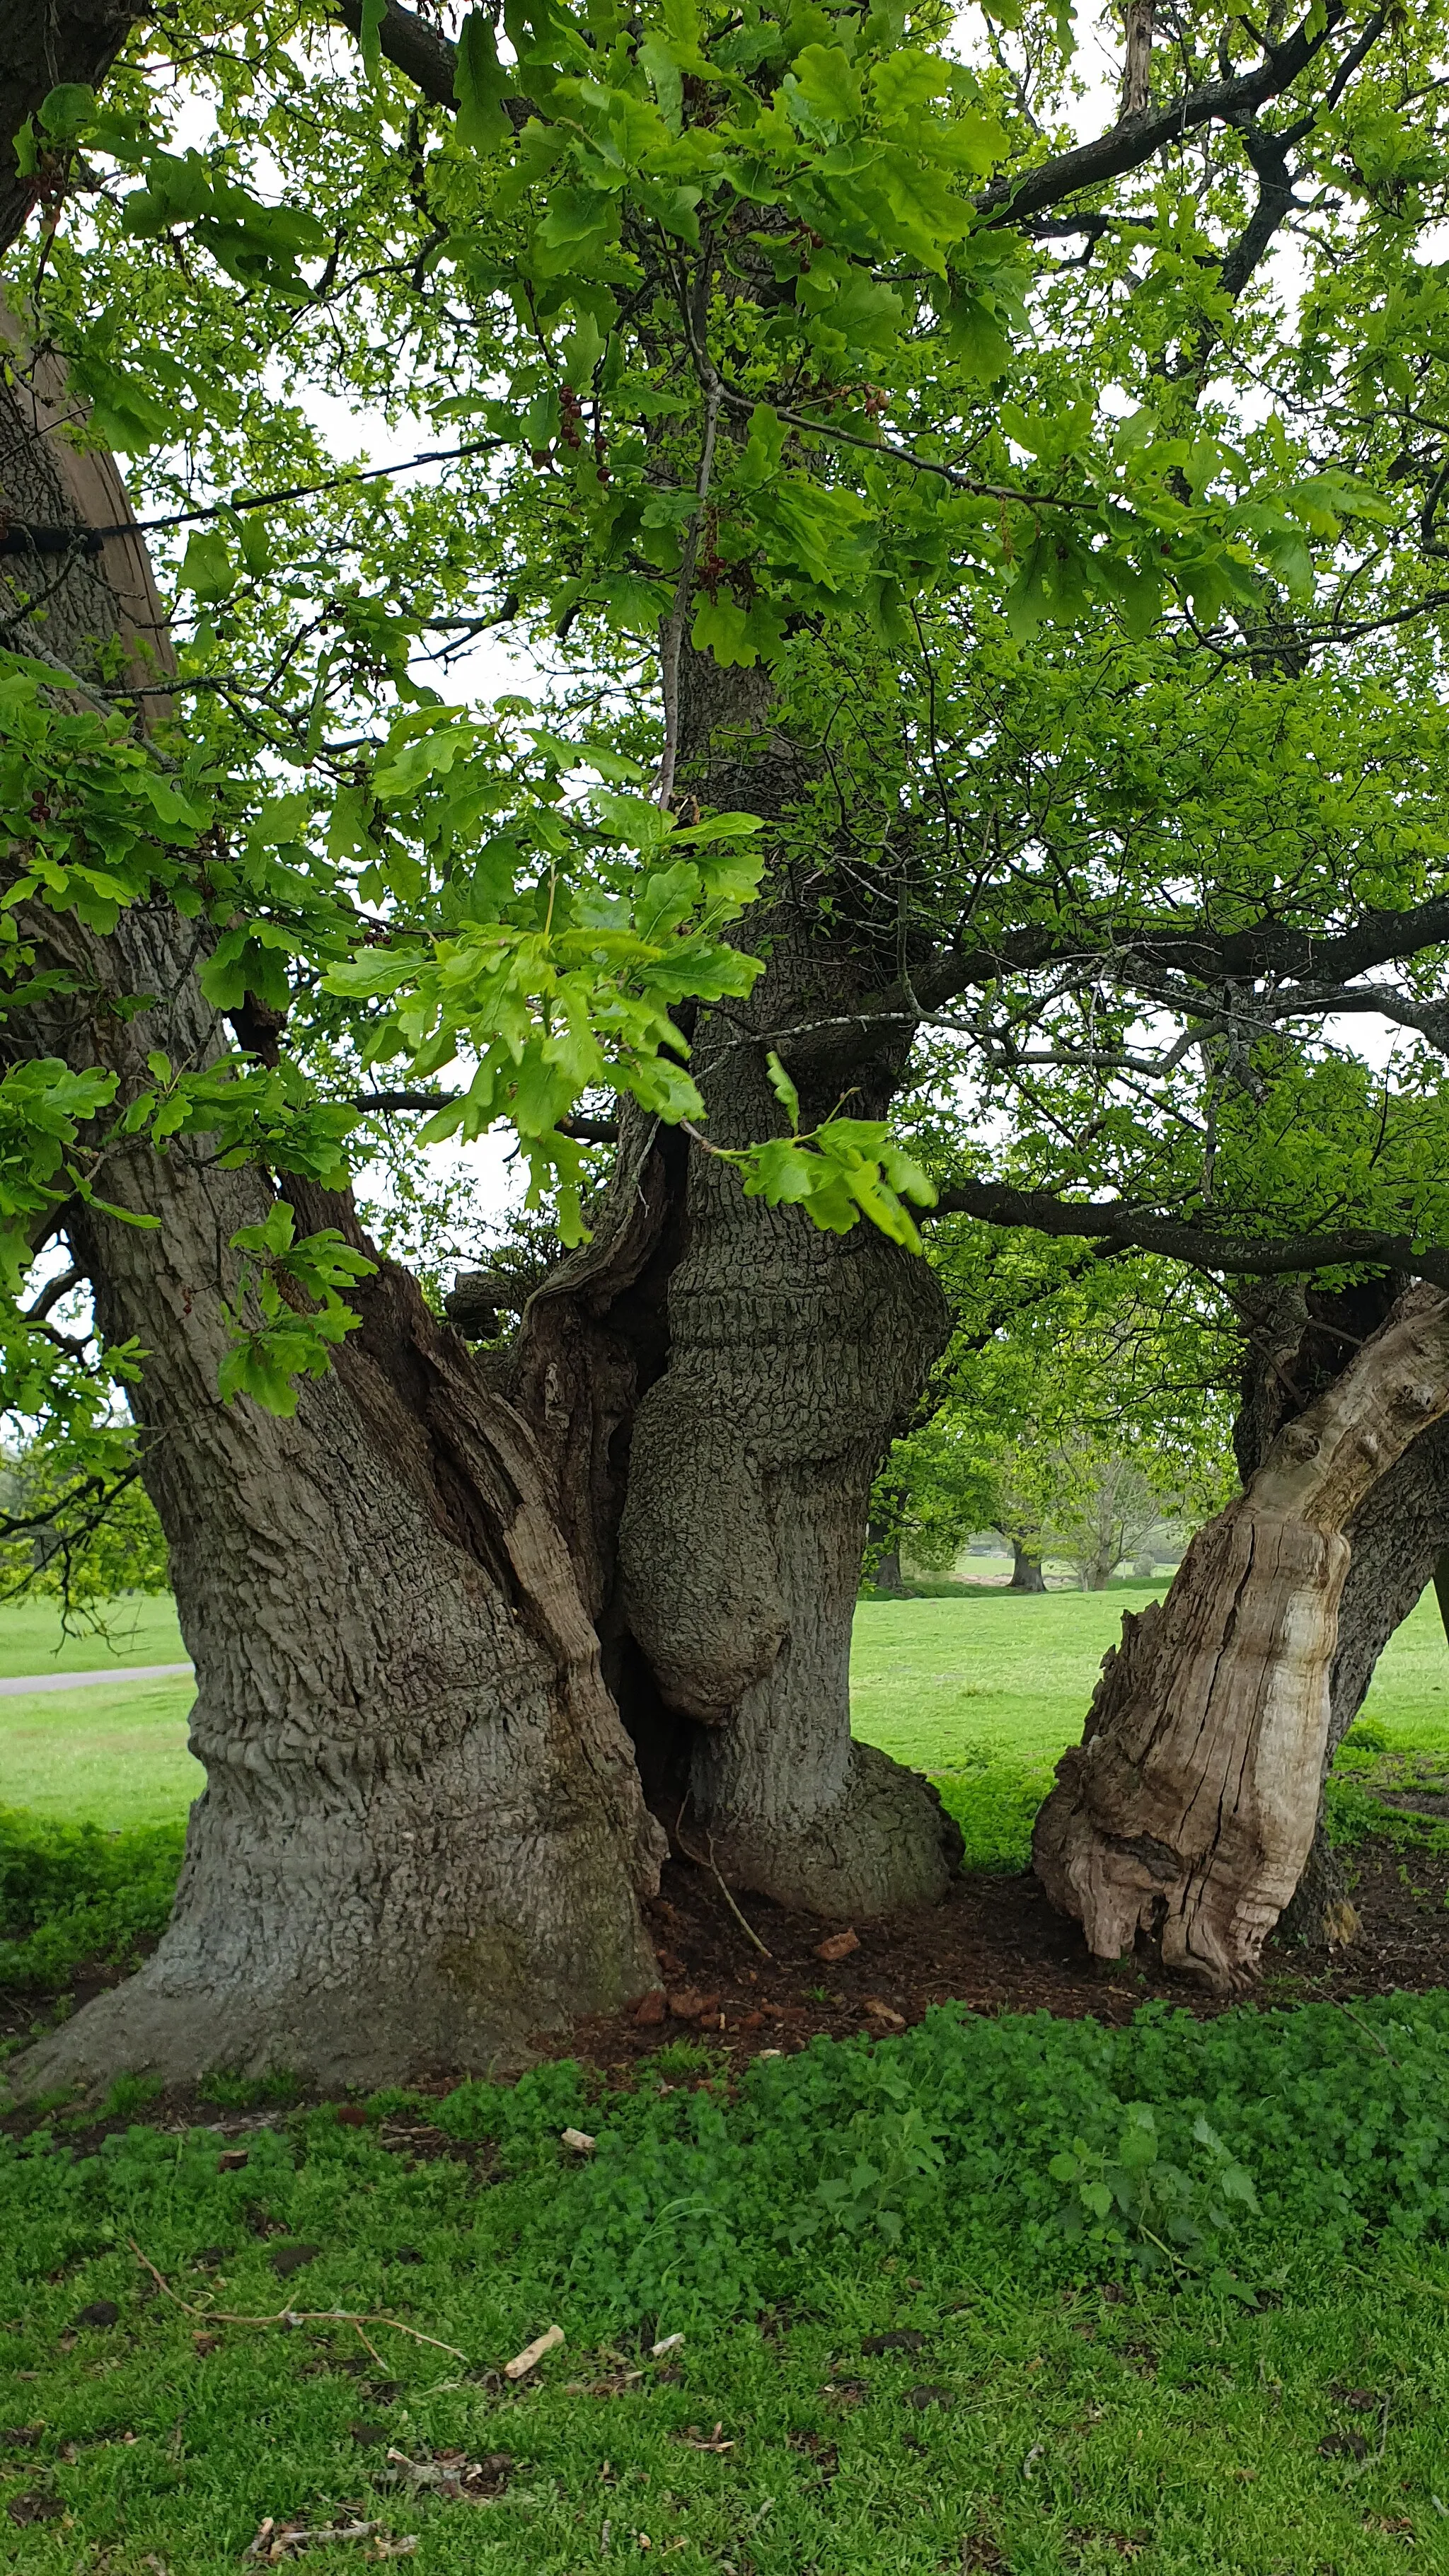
[1010,1539,1046,1593]
[608,654,962,1919]
[1033,1287,1449,1987]
[1,318,661,2093]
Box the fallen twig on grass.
[127,2242,466,2360]
[504,2323,565,2380]
[246,2515,416,2560]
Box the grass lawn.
[0,1677,201,1831]
[0,1593,185,1680]
[8,2011,1449,2570]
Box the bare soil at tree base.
[5,1840,1448,2101]
[550,1839,1449,2072]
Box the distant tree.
[1041,1440,1175,1593]
[6,1434,171,1612]
[864,1420,995,1591]
[869,1243,1237,1594]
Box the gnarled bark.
[1,316,662,2094]
[604,656,961,1919]
[12,912,664,2097]
[1033,1286,1449,1987]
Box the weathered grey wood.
[1034,1288,1449,1986]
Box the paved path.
[0,1662,192,1696]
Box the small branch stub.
[504,2323,565,2381]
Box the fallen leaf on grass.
[651,2333,684,2358]
[1364,2514,1416,2539]
[381,2447,512,2502]
[6,2493,64,2526]
[674,2423,734,2453]
[270,2246,321,2280]
[560,2128,597,2155]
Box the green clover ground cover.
[8,2004,1449,2568]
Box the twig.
[127,2241,467,2358]
[1335,2002,1397,2063]
[674,1800,773,1958]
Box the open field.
[3,1579,1447,1851]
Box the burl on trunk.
[1034,1286,1449,1987]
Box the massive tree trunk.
[505,661,962,1921]
[1033,1287,1449,1987]
[1,21,961,2100]
[605,657,962,1918]
[21,972,664,2091]
[1,319,660,2092]
[3,386,953,2103]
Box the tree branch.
[976,0,1365,229]
[333,0,1385,256]
[331,0,460,110]
[354,1091,618,1144]
[927,1178,1449,1291]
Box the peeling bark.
[1033,1287,1449,1987]
[1233,1277,1449,1943]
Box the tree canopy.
[8,0,1449,1497]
